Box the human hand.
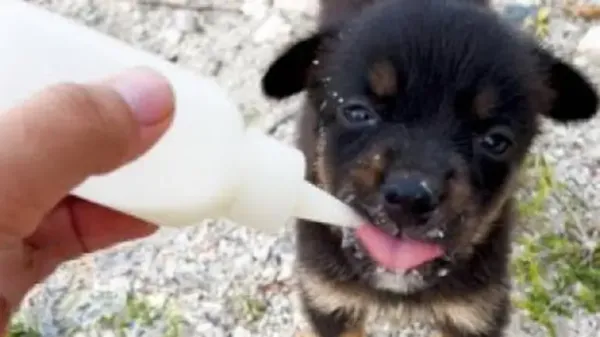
[0,67,175,334]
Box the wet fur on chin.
[260,0,599,336]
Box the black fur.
[260,0,599,336]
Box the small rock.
[100,331,117,337]
[163,28,183,45]
[164,0,191,4]
[242,0,269,19]
[145,293,167,308]
[577,25,600,66]
[261,266,279,281]
[234,254,254,270]
[162,257,178,279]
[253,239,274,261]
[196,323,226,337]
[131,25,146,40]
[253,14,291,43]
[277,262,294,281]
[173,9,197,33]
[233,326,252,337]
[562,21,582,35]
[274,0,319,15]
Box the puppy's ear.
[261,31,330,99]
[535,46,599,123]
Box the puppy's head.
[262,0,598,294]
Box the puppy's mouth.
[340,201,449,272]
[355,223,445,271]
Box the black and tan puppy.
[260,0,599,336]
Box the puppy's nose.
[381,176,438,215]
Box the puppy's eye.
[478,127,514,158]
[337,101,380,128]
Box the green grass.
[8,292,184,337]
[523,6,551,39]
[516,154,557,217]
[231,294,268,324]
[511,8,600,334]
[96,293,183,337]
[6,321,41,337]
[511,153,600,337]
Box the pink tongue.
[355,223,444,271]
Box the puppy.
[260,0,599,336]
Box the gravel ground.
[11,0,600,336]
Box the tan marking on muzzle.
[469,169,520,245]
[368,60,398,98]
[446,174,474,214]
[440,153,475,215]
[349,151,386,190]
[452,165,520,253]
[473,87,497,120]
[314,132,334,191]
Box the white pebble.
[253,14,290,43]
[173,10,197,33]
[577,25,600,67]
[233,326,252,337]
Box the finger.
[57,196,158,254]
[0,68,174,238]
[26,197,157,264]
[0,197,157,322]
[0,297,9,336]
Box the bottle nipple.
[293,182,365,228]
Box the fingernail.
[107,67,174,125]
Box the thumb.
[0,67,174,237]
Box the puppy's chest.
[371,298,490,332]
[303,276,492,333]
[370,300,440,327]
